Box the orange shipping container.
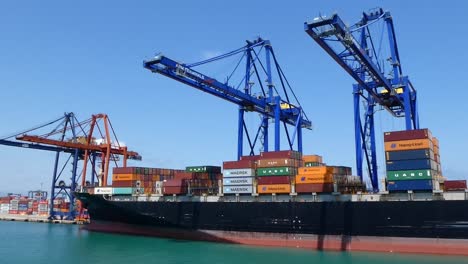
[302,155,323,163]
[257,184,291,194]
[152,175,160,181]
[295,174,333,184]
[257,159,296,168]
[432,137,439,148]
[384,139,433,152]
[297,166,332,175]
[112,174,140,181]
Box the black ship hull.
[76,192,468,255]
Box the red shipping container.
[8,210,18,214]
[223,160,256,169]
[444,180,467,191]
[260,150,301,160]
[257,176,290,185]
[295,183,334,193]
[383,129,431,142]
[174,172,194,180]
[164,179,187,187]
[240,155,261,161]
[112,167,135,174]
[163,186,187,195]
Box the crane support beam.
[144,55,311,129]
[0,139,77,154]
[16,135,141,160]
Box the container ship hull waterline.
[77,130,468,256]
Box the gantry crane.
[0,112,140,219]
[144,37,311,158]
[305,8,419,191]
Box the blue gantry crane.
[304,8,419,191]
[144,37,312,158]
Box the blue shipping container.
[387,179,433,192]
[385,149,434,161]
[112,187,133,195]
[386,159,436,171]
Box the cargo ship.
[76,130,468,256]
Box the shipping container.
[113,167,135,174]
[256,167,296,176]
[383,129,432,142]
[112,173,140,181]
[239,155,261,161]
[304,162,324,167]
[385,149,434,161]
[386,169,434,181]
[163,186,187,195]
[94,187,113,195]
[174,172,195,180]
[387,180,433,191]
[295,174,333,184]
[296,183,334,193]
[386,159,436,171]
[111,180,134,187]
[257,184,291,194]
[223,160,256,169]
[257,159,296,168]
[222,177,254,186]
[444,180,467,191]
[302,155,323,163]
[260,150,301,160]
[257,176,290,185]
[223,168,255,177]
[385,139,433,152]
[185,166,221,173]
[164,179,187,187]
[297,166,332,175]
[223,186,253,194]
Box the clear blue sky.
[1,1,467,194]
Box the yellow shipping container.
[295,174,333,184]
[297,166,332,175]
[302,155,323,163]
[384,139,433,152]
[257,184,291,194]
[112,173,139,181]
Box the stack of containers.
[9,199,19,214]
[112,167,183,195]
[384,129,438,192]
[185,166,222,196]
[18,199,28,215]
[52,198,64,213]
[295,166,334,193]
[38,201,48,216]
[0,197,10,214]
[222,159,256,195]
[433,137,443,180]
[256,151,302,194]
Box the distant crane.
[305,8,419,191]
[144,37,312,158]
[0,112,141,219]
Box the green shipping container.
[112,187,133,195]
[387,169,434,181]
[256,167,295,176]
[185,166,221,173]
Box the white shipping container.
[94,187,113,195]
[223,169,255,178]
[223,177,254,186]
[155,181,164,188]
[223,185,253,194]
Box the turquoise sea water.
[1,221,468,264]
